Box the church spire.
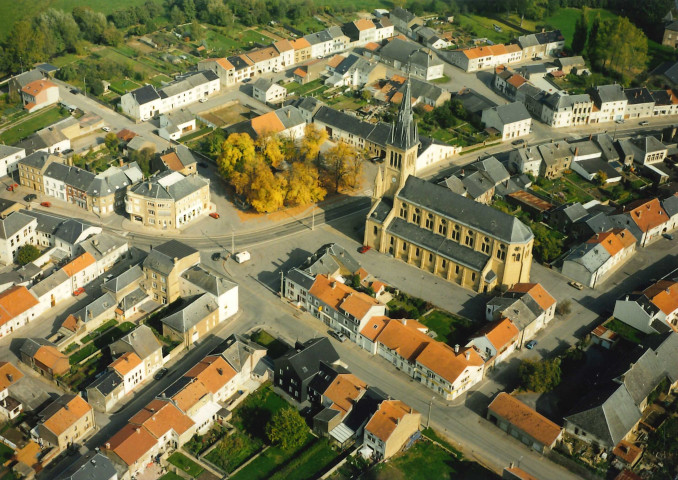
[388,76,418,151]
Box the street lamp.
[427,396,435,428]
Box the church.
[364,79,534,292]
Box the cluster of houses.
[13,143,214,230]
[493,64,678,131]
[273,336,421,461]
[284,243,557,401]
[8,67,61,113]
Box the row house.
[111,325,164,379]
[197,57,235,87]
[0,286,41,339]
[87,352,144,412]
[448,44,522,72]
[274,39,295,68]
[0,145,25,178]
[35,395,95,457]
[486,283,557,348]
[142,240,200,304]
[358,317,485,400]
[0,362,23,420]
[467,317,520,368]
[516,30,565,59]
[0,212,38,264]
[180,264,239,322]
[120,71,220,121]
[588,84,627,123]
[610,198,672,246]
[562,228,637,288]
[540,92,592,128]
[292,37,312,64]
[246,46,282,74]
[481,102,532,141]
[19,338,70,380]
[307,274,386,342]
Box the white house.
[0,362,23,419]
[120,71,220,121]
[110,352,145,396]
[78,233,130,276]
[252,78,287,104]
[0,146,26,178]
[180,265,239,322]
[30,269,72,312]
[0,286,41,339]
[509,146,542,176]
[589,84,628,124]
[197,58,235,87]
[467,318,519,366]
[0,212,37,265]
[540,92,593,128]
[613,279,678,334]
[481,102,532,141]
[158,110,197,141]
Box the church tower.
[375,77,420,200]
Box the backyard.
[168,452,204,478]
[249,330,289,359]
[419,310,476,348]
[0,106,70,145]
[605,318,646,344]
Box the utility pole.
[83,76,87,98]
[231,230,235,255]
[279,271,284,300]
[311,207,315,231]
[427,396,434,428]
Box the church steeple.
[388,76,419,151]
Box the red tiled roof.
[0,286,39,327]
[488,393,561,447]
[508,283,556,311]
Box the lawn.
[419,310,476,347]
[533,176,594,205]
[229,434,317,480]
[606,319,646,344]
[374,440,500,480]
[69,344,98,365]
[285,79,325,96]
[456,14,522,45]
[167,452,204,478]
[0,107,69,145]
[80,320,118,344]
[109,79,142,95]
[250,330,289,359]
[204,431,263,473]
[0,442,13,462]
[159,473,184,480]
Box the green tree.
[531,223,562,263]
[518,358,561,393]
[586,14,601,67]
[104,132,119,151]
[265,407,307,451]
[2,20,47,73]
[595,169,608,186]
[16,245,41,266]
[130,147,155,177]
[571,8,588,55]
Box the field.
[200,102,251,128]
[543,8,621,49]
[456,14,523,45]
[373,440,500,480]
[0,107,69,145]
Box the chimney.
[135,428,140,433]
[330,281,336,288]
[574,147,579,157]
[402,319,407,326]
[465,351,470,361]
[286,110,291,118]
[7,374,12,382]
[88,310,93,320]
[105,442,110,449]
[454,344,459,353]
[217,368,223,375]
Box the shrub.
[16,245,40,265]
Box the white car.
[102,126,111,132]
[200,98,208,103]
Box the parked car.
[102,126,111,132]
[211,252,221,261]
[640,121,649,126]
[569,281,584,290]
[235,251,251,263]
[209,212,220,219]
[25,194,37,202]
[73,287,86,296]
[525,340,538,349]
[615,119,624,124]
[199,98,208,103]
[6,183,18,191]
[511,139,525,146]
[40,201,51,207]
[70,88,79,94]
[198,162,208,168]
[359,245,371,254]
[329,330,347,342]
[663,233,675,240]
[154,368,168,380]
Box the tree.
[231,157,286,213]
[586,14,601,67]
[595,169,607,186]
[72,6,108,44]
[2,20,47,73]
[190,20,205,43]
[285,162,326,206]
[265,407,307,451]
[571,8,588,55]
[130,147,155,177]
[217,133,256,178]
[518,358,561,393]
[16,245,41,266]
[256,133,285,169]
[104,132,119,151]
[531,223,562,263]
[300,124,328,165]
[322,141,357,192]
[182,0,197,20]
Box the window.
[441,259,447,269]
[429,253,433,262]
[425,213,434,229]
[373,225,378,235]
[496,244,506,261]
[481,237,491,254]
[455,265,460,274]
[412,208,421,224]
[464,232,474,248]
[451,225,461,241]
[438,219,447,236]
[402,242,407,251]
[399,204,408,218]
[415,247,420,256]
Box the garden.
[0,106,70,145]
[249,330,289,359]
[167,452,204,478]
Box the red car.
[73,287,85,296]
[209,212,220,219]
[40,202,51,207]
[359,245,371,253]
[6,183,17,191]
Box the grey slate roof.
[591,84,626,105]
[44,162,71,182]
[575,158,620,179]
[217,334,266,373]
[538,141,571,166]
[593,133,620,162]
[72,293,117,324]
[453,88,497,115]
[564,242,610,273]
[369,197,393,224]
[55,219,91,245]
[662,195,678,218]
[129,85,160,106]
[489,102,531,125]
[652,332,678,383]
[557,56,585,67]
[0,145,24,158]
[285,268,315,291]
[276,106,305,130]
[388,78,419,151]
[65,168,96,192]
[181,265,237,297]
[86,370,123,397]
[12,69,44,88]
[20,338,54,358]
[397,176,533,243]
[130,172,208,201]
[21,209,77,236]
[103,266,144,294]
[390,7,416,24]
[299,243,361,277]
[31,270,69,298]
[565,384,641,448]
[58,452,119,480]
[553,202,588,223]
[617,349,667,406]
[19,151,54,169]
[279,337,340,382]
[625,87,655,105]
[79,233,128,262]
[403,77,446,103]
[143,240,197,275]
[252,77,275,91]
[0,212,36,240]
[120,288,148,312]
[112,325,162,360]
[387,217,489,270]
[471,156,510,185]
[161,293,218,333]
